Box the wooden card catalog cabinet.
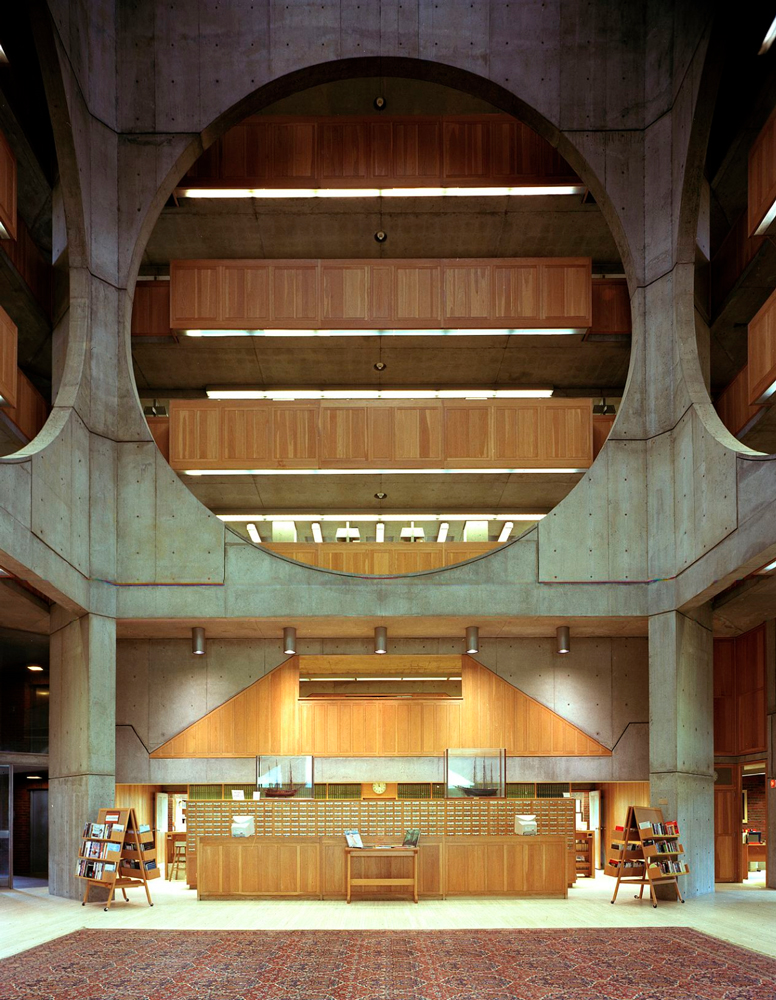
[0,303,18,407]
[169,258,592,331]
[169,398,592,472]
[0,129,17,240]
[748,285,776,404]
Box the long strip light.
[300,675,462,682]
[311,522,323,544]
[246,522,262,543]
[754,199,776,236]
[178,185,586,199]
[436,522,449,543]
[206,387,553,400]
[760,15,776,54]
[188,467,583,476]
[375,523,385,543]
[186,328,583,338]
[219,513,546,522]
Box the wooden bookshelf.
[574,829,594,877]
[77,807,157,911]
[606,805,688,907]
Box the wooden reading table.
[346,846,419,903]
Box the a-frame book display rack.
[77,807,158,911]
[606,805,688,908]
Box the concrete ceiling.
[712,570,776,636]
[0,579,50,636]
[184,471,583,516]
[133,333,630,394]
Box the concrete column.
[648,610,714,898]
[48,608,116,899]
[766,621,776,890]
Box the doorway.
[741,762,767,883]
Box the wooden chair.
[169,841,187,881]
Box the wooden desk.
[346,847,418,903]
[744,841,766,878]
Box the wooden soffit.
[150,654,611,759]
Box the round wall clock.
[371,781,387,795]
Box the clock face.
[372,781,387,795]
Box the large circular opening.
[132,73,630,574]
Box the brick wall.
[742,776,766,834]
[12,776,48,878]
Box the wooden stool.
[169,841,187,880]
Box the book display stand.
[574,829,594,878]
[606,805,688,908]
[77,807,158,911]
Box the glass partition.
[256,755,314,798]
[445,748,505,798]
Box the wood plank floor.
[1,872,774,962]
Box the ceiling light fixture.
[187,467,585,476]
[753,377,776,404]
[205,387,553,400]
[374,230,387,242]
[311,522,323,543]
[436,522,449,543]
[218,513,547,522]
[335,521,361,542]
[374,626,388,654]
[246,522,262,543]
[399,521,425,542]
[192,627,206,656]
[497,521,514,543]
[27,664,44,672]
[757,559,776,573]
[375,523,385,543]
[465,625,479,654]
[754,200,776,236]
[759,15,776,53]
[283,626,297,655]
[26,776,42,780]
[177,185,586,199]
[0,44,8,64]
[374,96,387,110]
[185,328,583,338]
[556,625,570,655]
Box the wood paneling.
[168,258,592,331]
[590,278,631,335]
[713,625,766,756]
[0,303,18,407]
[150,654,612,758]
[5,369,47,442]
[711,212,764,315]
[0,129,17,241]
[264,542,500,574]
[601,781,650,856]
[146,416,170,461]
[716,366,761,437]
[748,285,776,403]
[115,784,160,829]
[168,397,593,471]
[180,114,579,192]
[1,215,51,317]
[592,415,615,458]
[713,638,737,755]
[748,103,776,237]
[131,281,171,337]
[196,834,563,899]
[714,781,740,883]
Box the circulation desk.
[196,835,568,900]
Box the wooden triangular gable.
[150,654,610,758]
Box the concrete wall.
[115,636,649,784]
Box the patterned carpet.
[0,928,774,1000]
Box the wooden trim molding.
[150,654,612,758]
[0,129,17,241]
[168,257,593,331]
[748,285,776,404]
[749,103,776,237]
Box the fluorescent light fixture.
[436,522,449,543]
[187,328,582,338]
[760,15,776,54]
[26,776,42,781]
[187,468,584,476]
[498,521,514,543]
[311,522,323,543]
[0,222,9,239]
[375,523,385,543]
[27,664,44,672]
[246,522,262,543]
[754,198,776,236]
[335,522,361,541]
[219,512,546,522]
[400,522,425,541]
[754,377,776,404]
[757,559,776,573]
[0,44,8,64]
[300,676,354,682]
[206,387,553,400]
[178,185,585,199]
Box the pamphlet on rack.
[344,829,364,848]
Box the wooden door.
[714,775,739,883]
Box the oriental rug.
[0,927,774,1000]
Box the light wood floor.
[1,872,773,962]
